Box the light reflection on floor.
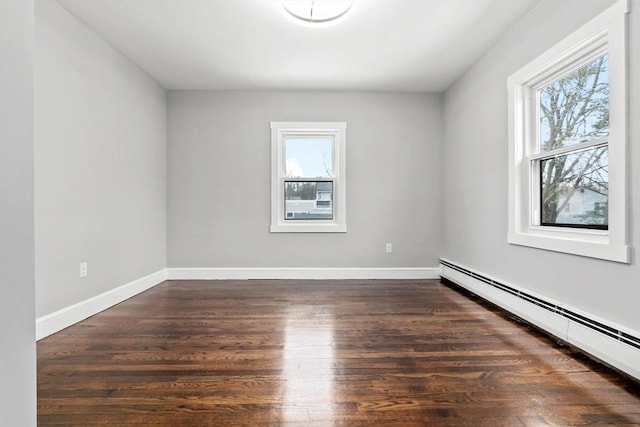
[281,305,335,424]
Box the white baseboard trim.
[439,258,640,381]
[35,267,438,340]
[167,267,440,281]
[36,269,168,341]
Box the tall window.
[536,53,609,230]
[508,0,629,262]
[270,122,346,233]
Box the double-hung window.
[270,122,346,233]
[507,0,629,262]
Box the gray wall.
[0,0,36,424]
[168,91,442,268]
[35,1,167,317]
[442,0,639,330]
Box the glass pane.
[285,136,333,178]
[285,181,333,220]
[539,54,609,152]
[540,146,608,228]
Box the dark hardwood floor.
[38,279,640,426]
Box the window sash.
[533,49,609,153]
[529,141,608,227]
[526,40,608,158]
[283,180,334,221]
[283,135,335,178]
[537,146,608,230]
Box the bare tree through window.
[538,54,609,228]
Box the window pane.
[285,136,333,178]
[285,181,333,220]
[539,54,609,152]
[540,146,608,228]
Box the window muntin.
[270,122,346,233]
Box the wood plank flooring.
[38,279,640,426]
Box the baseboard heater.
[439,258,640,381]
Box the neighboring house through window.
[270,122,347,233]
[507,0,629,262]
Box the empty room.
[1,0,640,425]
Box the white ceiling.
[57,0,539,92]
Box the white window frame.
[507,0,630,263]
[270,122,347,233]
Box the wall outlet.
[385,243,393,253]
[80,262,88,278]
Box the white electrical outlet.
[80,262,88,278]
[385,243,393,253]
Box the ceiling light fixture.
[282,0,353,24]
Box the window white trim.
[270,122,347,233]
[507,0,630,263]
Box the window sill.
[270,222,347,233]
[508,230,630,263]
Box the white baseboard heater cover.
[439,258,640,381]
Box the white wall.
[442,0,639,331]
[0,1,37,425]
[168,91,442,269]
[35,1,167,317]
